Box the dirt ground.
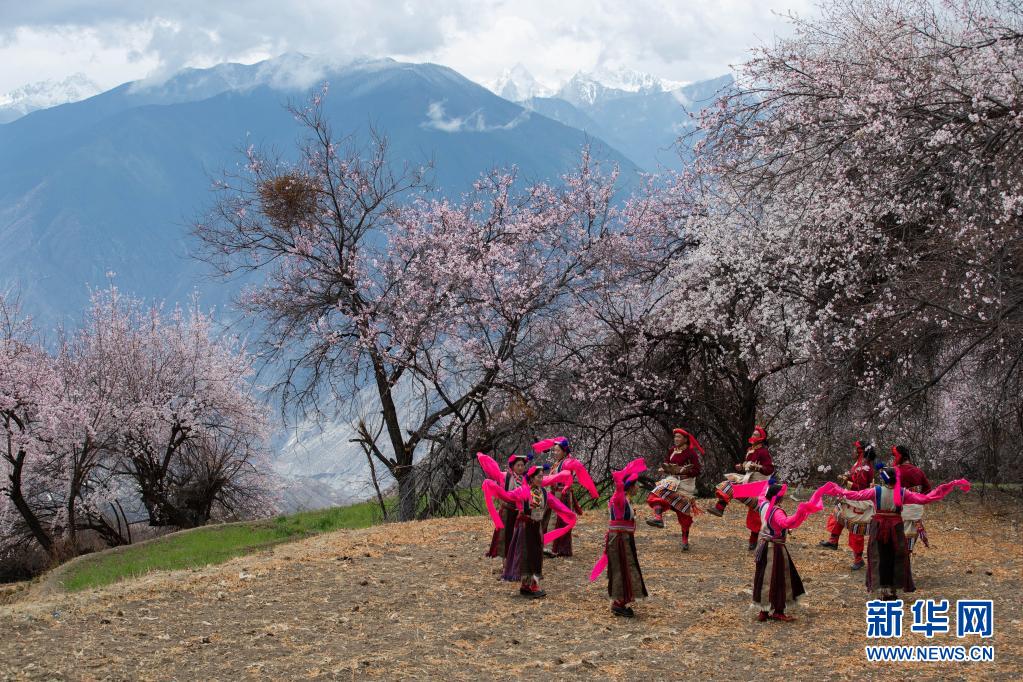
[1,492,1020,681]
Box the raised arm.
[610,458,647,516]
[902,479,970,505]
[771,486,829,530]
[476,452,505,484]
[543,495,578,545]
[818,481,876,501]
[562,458,599,499]
[531,438,560,454]
[542,471,574,490]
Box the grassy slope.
[60,501,384,592]
[56,482,589,593]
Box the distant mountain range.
[492,63,732,171]
[0,53,731,509]
[0,54,651,326]
[0,73,103,124]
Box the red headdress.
[891,445,904,466]
[748,425,767,445]
[673,428,705,456]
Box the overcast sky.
[0,0,818,93]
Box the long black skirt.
[752,540,805,613]
[866,520,915,593]
[486,505,519,558]
[502,517,543,581]
[607,531,647,603]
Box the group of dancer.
[477,427,970,621]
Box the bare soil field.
[1,493,1020,681]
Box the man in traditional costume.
[590,458,649,618]
[819,468,969,601]
[645,428,703,550]
[819,441,877,569]
[531,437,598,558]
[706,425,775,550]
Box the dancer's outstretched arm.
[563,458,599,499]
[542,471,574,490]
[902,479,970,505]
[772,485,830,530]
[544,495,578,545]
[476,453,506,484]
[818,481,875,501]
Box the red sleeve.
[685,449,702,477]
[754,446,774,476]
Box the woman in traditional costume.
[477,452,531,558]
[707,425,775,550]
[646,428,703,550]
[531,436,598,557]
[891,446,933,553]
[819,441,877,570]
[482,465,577,598]
[735,480,830,622]
[819,468,969,601]
[590,458,649,617]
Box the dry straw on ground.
[1,493,1020,680]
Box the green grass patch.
[60,500,385,593]
[54,481,640,594]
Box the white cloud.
[0,1,819,93]
[421,100,530,133]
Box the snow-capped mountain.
[556,67,686,107]
[491,63,554,102]
[0,73,102,123]
[490,64,685,106]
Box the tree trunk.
[7,449,55,555]
[395,465,417,522]
[736,375,759,459]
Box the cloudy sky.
[0,0,818,93]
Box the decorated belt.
[874,512,902,519]
[609,521,636,532]
[758,536,785,544]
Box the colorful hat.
[532,437,570,454]
[748,425,767,445]
[673,428,705,455]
